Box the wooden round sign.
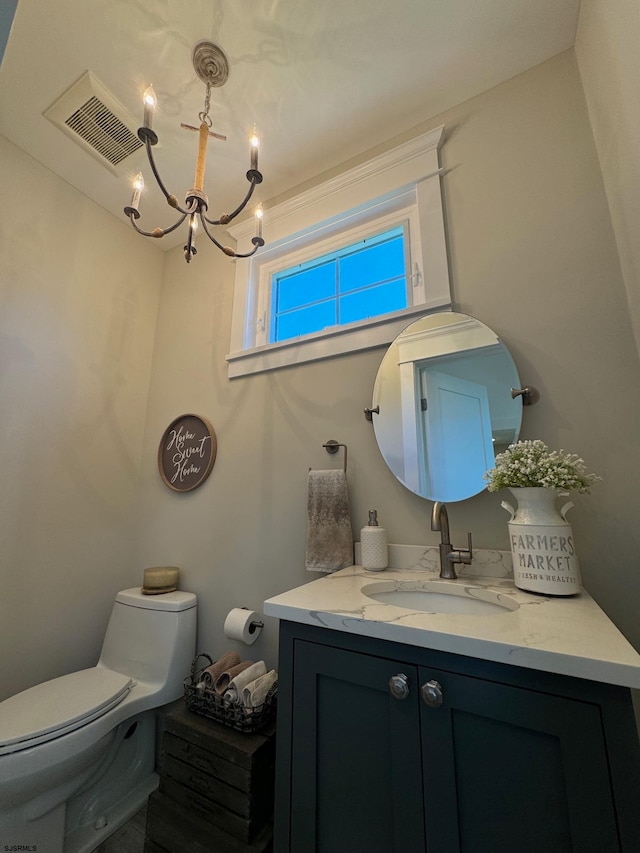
[158,414,217,492]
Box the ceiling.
[0,0,580,252]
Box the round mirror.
[371,312,522,502]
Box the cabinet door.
[289,641,426,853]
[419,666,620,853]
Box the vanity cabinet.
[273,621,640,853]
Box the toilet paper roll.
[223,608,263,645]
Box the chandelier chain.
[199,82,213,128]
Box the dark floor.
[93,805,147,853]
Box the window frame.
[226,125,451,378]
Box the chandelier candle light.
[124,41,265,263]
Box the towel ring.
[322,440,348,473]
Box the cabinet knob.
[389,673,410,700]
[421,679,444,708]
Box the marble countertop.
[264,557,640,689]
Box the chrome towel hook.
[323,440,348,473]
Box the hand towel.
[241,669,278,709]
[214,660,253,695]
[198,651,241,689]
[223,661,267,706]
[305,469,354,573]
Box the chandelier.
[124,41,265,263]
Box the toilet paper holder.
[241,607,264,633]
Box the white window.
[226,126,451,378]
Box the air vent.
[44,71,143,175]
[64,95,142,166]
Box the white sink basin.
[361,580,519,615]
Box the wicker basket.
[184,653,277,733]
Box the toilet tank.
[98,588,197,704]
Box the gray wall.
[0,137,163,700]
[136,50,640,675]
[576,0,640,717]
[576,0,640,360]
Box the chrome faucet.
[430,501,473,580]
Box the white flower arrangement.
[484,439,600,494]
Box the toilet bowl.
[0,587,197,853]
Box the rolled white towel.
[214,660,253,695]
[223,661,267,706]
[241,669,278,709]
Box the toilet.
[0,587,197,853]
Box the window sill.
[226,301,450,378]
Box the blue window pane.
[275,261,336,313]
[275,301,337,343]
[339,279,407,325]
[270,225,409,343]
[339,235,405,294]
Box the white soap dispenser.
[361,510,388,571]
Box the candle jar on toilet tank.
[502,487,581,596]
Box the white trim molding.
[226,125,451,378]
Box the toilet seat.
[0,667,135,755]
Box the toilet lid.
[0,667,135,754]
